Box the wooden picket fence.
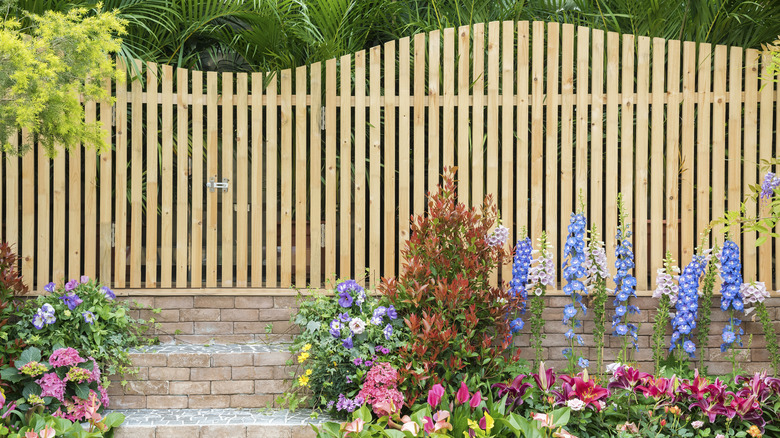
[1,21,778,294]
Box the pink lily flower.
[455,381,470,405]
[469,391,482,409]
[343,418,365,436]
[427,384,445,408]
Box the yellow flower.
[305,369,313,376]
[298,375,310,387]
[297,352,310,363]
[748,425,762,438]
[302,343,312,351]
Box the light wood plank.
[5,133,19,260]
[711,46,727,241]
[177,68,190,287]
[620,35,635,245]
[114,59,128,288]
[160,65,173,287]
[250,72,263,287]
[84,101,97,278]
[206,71,219,287]
[472,23,485,208]
[399,40,411,256]
[501,20,515,283]
[339,55,352,280]
[680,42,696,264]
[413,34,426,216]
[69,135,82,280]
[279,69,292,287]
[696,45,712,251]
[37,143,51,287]
[128,60,143,287]
[443,29,455,169]
[605,32,619,269]
[99,80,113,284]
[325,60,337,285]
[428,30,440,192]
[265,74,278,287]
[758,52,773,284]
[146,63,159,287]
[560,24,574,249]
[665,40,681,264]
[383,42,397,278]
[223,72,235,287]
[575,27,589,203]
[742,49,759,281]
[354,52,366,285]
[457,26,470,203]
[236,72,249,287]
[635,36,650,289]
[310,64,323,287]
[545,22,560,269]
[487,21,499,286]
[52,151,64,282]
[590,30,604,241]
[369,47,381,287]
[530,21,544,241]
[21,129,34,286]
[516,22,530,235]
[727,47,743,244]
[191,71,204,287]
[294,66,307,287]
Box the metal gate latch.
[207,176,229,192]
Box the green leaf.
[101,412,125,429]
[1,366,24,383]
[18,346,42,367]
[550,407,571,427]
[22,381,42,399]
[75,382,90,400]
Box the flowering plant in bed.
[283,279,406,417]
[14,277,152,375]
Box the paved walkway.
[113,408,331,426]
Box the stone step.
[111,408,328,438]
[109,344,297,410]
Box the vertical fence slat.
[530,21,544,241]
[501,20,515,283]
[177,68,190,287]
[605,32,619,267]
[680,42,696,264]
[113,60,128,288]
[369,47,381,287]
[223,72,236,287]
[325,60,337,285]
[53,152,64,282]
[443,29,455,168]
[161,65,174,288]
[310,63,323,287]
[487,21,499,286]
[384,43,397,278]
[743,49,759,281]
[696,45,712,254]
[665,40,681,264]
[635,36,650,289]
[295,66,307,287]
[399,40,411,255]
[206,71,219,287]
[711,46,727,241]
[517,22,529,236]
[457,27,470,203]
[265,74,278,287]
[250,72,263,287]
[340,55,353,280]
[575,27,589,199]
[620,35,635,243]
[758,53,773,283]
[728,47,743,243]
[99,81,112,285]
[5,135,19,264]
[560,24,574,243]
[472,24,485,208]
[429,30,440,192]
[354,52,366,285]
[590,30,604,246]
[21,129,34,286]
[37,139,50,288]
[545,22,560,266]
[69,134,82,280]
[280,69,292,287]
[129,60,143,287]
[192,71,204,288]
[649,38,665,277]
[413,34,426,216]
[84,99,97,279]
[236,72,249,287]
[146,63,159,287]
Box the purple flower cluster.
[527,245,555,295]
[32,303,56,330]
[719,240,744,352]
[612,226,640,347]
[670,255,707,357]
[741,281,770,307]
[583,236,608,288]
[485,225,509,247]
[509,237,533,333]
[101,286,115,300]
[337,280,366,309]
[760,172,780,201]
[59,291,83,311]
[652,266,680,305]
[335,393,365,413]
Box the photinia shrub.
[0,242,29,369]
[378,168,520,405]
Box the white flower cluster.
[740,281,770,306]
[583,239,609,287]
[527,249,555,295]
[485,225,509,247]
[652,267,680,305]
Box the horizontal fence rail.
[1,21,778,294]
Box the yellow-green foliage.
[767,37,780,80]
[0,6,125,156]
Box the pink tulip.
[469,391,482,408]
[455,381,470,405]
[427,383,445,408]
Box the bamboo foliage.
[1,22,777,293]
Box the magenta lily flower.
[532,364,557,393]
[427,384,445,408]
[607,366,651,392]
[455,381,470,405]
[689,396,728,423]
[469,391,482,409]
[492,374,533,411]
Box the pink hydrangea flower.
[36,372,66,402]
[357,362,404,416]
[88,357,101,383]
[49,348,85,368]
